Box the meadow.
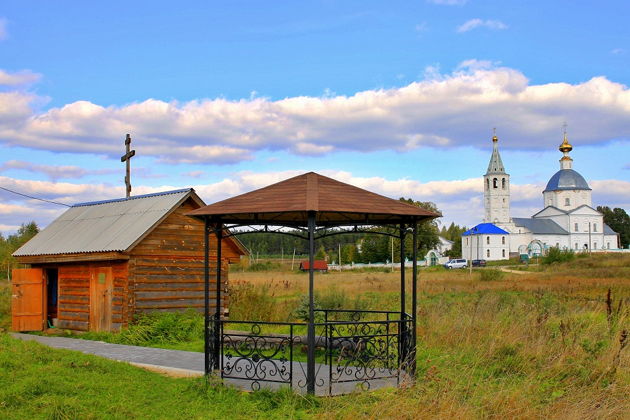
[0,253,629,419]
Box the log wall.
[56,261,128,331]
[128,198,239,315]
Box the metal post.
[399,224,407,365]
[215,223,223,371]
[411,222,418,376]
[203,218,210,375]
[307,211,316,394]
[400,224,406,316]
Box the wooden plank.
[16,252,129,264]
[58,320,89,331]
[135,299,206,309]
[136,290,209,299]
[11,268,45,332]
[59,311,89,321]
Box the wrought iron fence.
[216,309,413,395]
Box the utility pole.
[338,243,342,271]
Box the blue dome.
[543,169,591,192]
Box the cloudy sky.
[1,0,629,234]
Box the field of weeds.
[1,253,628,418]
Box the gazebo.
[187,172,438,395]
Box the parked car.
[472,259,487,267]
[443,259,468,269]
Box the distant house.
[299,260,328,272]
[11,189,246,333]
[436,236,454,255]
[461,223,510,261]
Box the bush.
[479,269,505,282]
[542,248,576,265]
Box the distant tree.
[440,222,467,258]
[597,206,630,248]
[0,221,40,280]
[314,245,327,261]
[399,198,441,257]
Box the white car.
[444,259,468,269]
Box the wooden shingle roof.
[187,172,439,226]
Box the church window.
[593,224,597,232]
[502,236,505,245]
[502,178,506,189]
[565,197,570,206]
[502,249,505,258]
[594,242,597,249]
[493,178,498,188]
[556,242,559,248]
[574,223,579,232]
[486,179,489,190]
[486,236,490,245]
[575,243,578,250]
[466,238,469,246]
[487,249,490,258]
[607,242,610,249]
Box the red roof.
[300,260,328,271]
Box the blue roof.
[603,223,617,235]
[543,169,591,192]
[72,188,192,207]
[462,223,509,236]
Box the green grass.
[0,334,318,420]
[2,254,629,419]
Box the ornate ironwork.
[214,310,414,395]
[220,321,295,390]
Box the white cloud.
[1,63,630,165]
[457,19,508,33]
[0,69,41,86]
[2,170,630,235]
[0,18,7,41]
[610,48,625,55]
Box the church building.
[462,131,619,260]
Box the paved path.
[11,333,403,396]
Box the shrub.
[542,247,576,265]
[246,261,283,272]
[479,269,505,282]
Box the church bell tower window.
[502,178,506,189]
[565,198,570,206]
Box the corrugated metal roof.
[513,218,569,235]
[14,189,194,256]
[462,223,509,236]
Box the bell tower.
[483,130,511,225]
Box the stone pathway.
[11,333,404,396]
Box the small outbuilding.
[299,260,328,272]
[11,189,246,332]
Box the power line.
[0,186,71,207]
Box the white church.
[462,132,620,261]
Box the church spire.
[559,123,573,170]
[486,128,505,175]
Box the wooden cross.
[120,134,136,198]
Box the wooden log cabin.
[11,189,246,332]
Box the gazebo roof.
[187,172,439,227]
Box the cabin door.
[90,267,113,331]
[11,268,45,331]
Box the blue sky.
[1,0,629,233]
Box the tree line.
[0,222,39,280]
[241,198,467,264]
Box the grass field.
[1,254,629,419]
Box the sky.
[1,0,629,235]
